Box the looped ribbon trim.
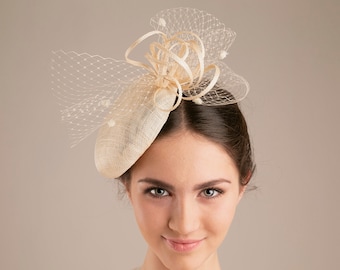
[125,30,220,111]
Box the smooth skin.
[127,130,245,270]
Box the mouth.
[162,236,204,252]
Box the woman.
[52,7,254,270]
[122,98,254,270]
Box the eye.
[201,188,223,198]
[149,187,170,197]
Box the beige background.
[1,0,339,269]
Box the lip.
[163,237,204,252]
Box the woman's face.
[127,130,245,270]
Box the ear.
[119,179,133,203]
[124,184,133,202]
[238,185,246,203]
[238,170,253,202]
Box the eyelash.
[144,187,224,199]
[145,187,170,198]
[201,188,224,199]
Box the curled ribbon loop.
[125,30,220,111]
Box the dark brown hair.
[120,95,255,187]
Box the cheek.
[205,199,238,234]
[131,196,169,236]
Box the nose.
[168,196,200,235]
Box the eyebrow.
[138,178,175,191]
[194,179,231,190]
[137,178,231,191]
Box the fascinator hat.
[51,7,250,179]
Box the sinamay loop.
[51,7,250,178]
[125,30,224,111]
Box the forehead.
[132,130,239,186]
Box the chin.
[158,251,216,270]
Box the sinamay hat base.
[95,77,176,178]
